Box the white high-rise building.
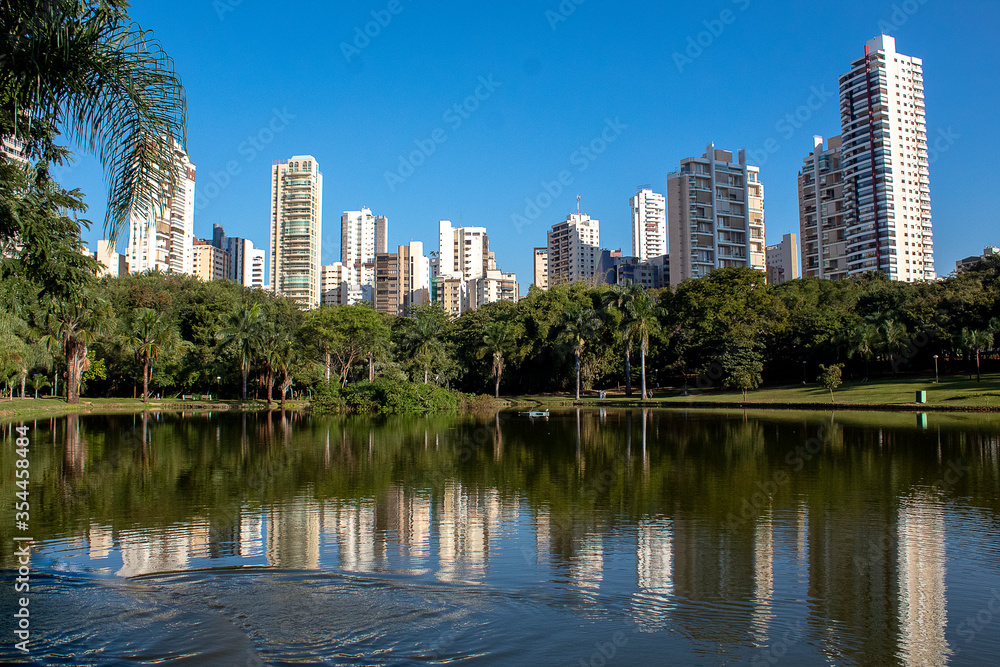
[546,213,600,286]
[127,140,196,275]
[666,144,765,285]
[320,262,350,306]
[765,233,800,285]
[437,220,492,282]
[270,156,323,309]
[630,189,666,262]
[342,208,387,304]
[838,34,933,281]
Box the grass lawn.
[0,396,306,422]
[514,373,1000,410]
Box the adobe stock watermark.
[340,0,411,64]
[510,118,628,234]
[578,630,628,667]
[383,75,502,192]
[213,0,242,21]
[956,589,1000,652]
[877,0,931,34]
[195,107,295,212]
[746,84,835,168]
[673,0,753,73]
[751,621,805,666]
[546,0,587,31]
[927,127,960,164]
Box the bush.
[313,378,465,415]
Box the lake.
[2,409,999,665]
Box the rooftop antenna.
[576,195,581,215]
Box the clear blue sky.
[66,0,1000,291]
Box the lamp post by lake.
[933,355,939,384]
[217,376,221,399]
[802,360,807,385]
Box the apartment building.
[630,189,667,262]
[667,144,765,285]
[342,208,388,304]
[270,156,323,308]
[546,213,600,286]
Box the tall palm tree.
[624,291,664,400]
[216,303,265,400]
[127,308,178,403]
[1,0,187,244]
[560,306,602,400]
[880,319,909,377]
[403,308,447,384]
[42,298,111,404]
[960,328,994,383]
[847,322,879,381]
[603,282,645,396]
[258,324,293,408]
[480,320,517,398]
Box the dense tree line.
[2,246,999,402]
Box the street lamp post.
[802,361,807,385]
[217,376,221,399]
[933,355,939,384]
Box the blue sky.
[66,0,999,291]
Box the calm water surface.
[1,409,999,665]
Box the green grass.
[512,373,1000,410]
[0,396,307,422]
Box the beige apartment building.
[667,144,765,285]
[798,135,849,280]
[270,156,323,309]
[192,239,231,282]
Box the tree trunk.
[368,351,375,382]
[266,372,274,408]
[66,339,88,405]
[976,349,981,382]
[142,358,150,403]
[325,349,331,384]
[625,348,632,397]
[575,349,581,401]
[241,366,248,401]
[424,366,429,384]
[640,347,647,399]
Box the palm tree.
[960,328,994,383]
[624,291,664,400]
[847,322,879,381]
[1,0,187,244]
[258,324,293,408]
[403,307,447,384]
[603,282,645,396]
[216,303,265,400]
[879,318,908,377]
[560,306,602,400]
[42,299,111,404]
[480,320,518,398]
[127,308,178,403]
[28,373,50,399]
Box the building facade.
[342,208,388,304]
[212,224,267,288]
[630,189,667,262]
[533,247,549,290]
[192,238,232,282]
[765,233,800,285]
[320,262,349,306]
[127,140,196,275]
[374,241,430,315]
[955,246,999,274]
[667,144,765,286]
[798,135,849,280]
[546,213,600,286]
[270,156,323,309]
[94,240,128,278]
[839,35,933,281]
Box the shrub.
[314,378,465,415]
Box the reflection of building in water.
[637,518,673,595]
[570,532,604,591]
[88,523,113,560]
[534,506,551,565]
[751,511,775,642]
[437,482,501,582]
[240,510,263,558]
[897,493,949,664]
[324,500,378,572]
[116,520,209,577]
[265,497,320,569]
[376,485,432,560]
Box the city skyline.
[59,1,998,294]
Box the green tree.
[216,303,265,400]
[817,363,844,403]
[847,322,879,381]
[721,346,763,401]
[401,305,452,385]
[127,308,180,402]
[624,290,664,399]
[1,0,187,244]
[559,306,602,400]
[960,328,994,383]
[603,282,645,396]
[479,320,519,398]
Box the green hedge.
[311,378,466,415]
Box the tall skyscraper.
[342,208,388,304]
[127,140,196,275]
[798,135,850,280]
[270,156,323,309]
[212,224,267,288]
[630,188,666,262]
[667,144,765,285]
[838,34,933,281]
[437,220,492,282]
[546,213,600,286]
